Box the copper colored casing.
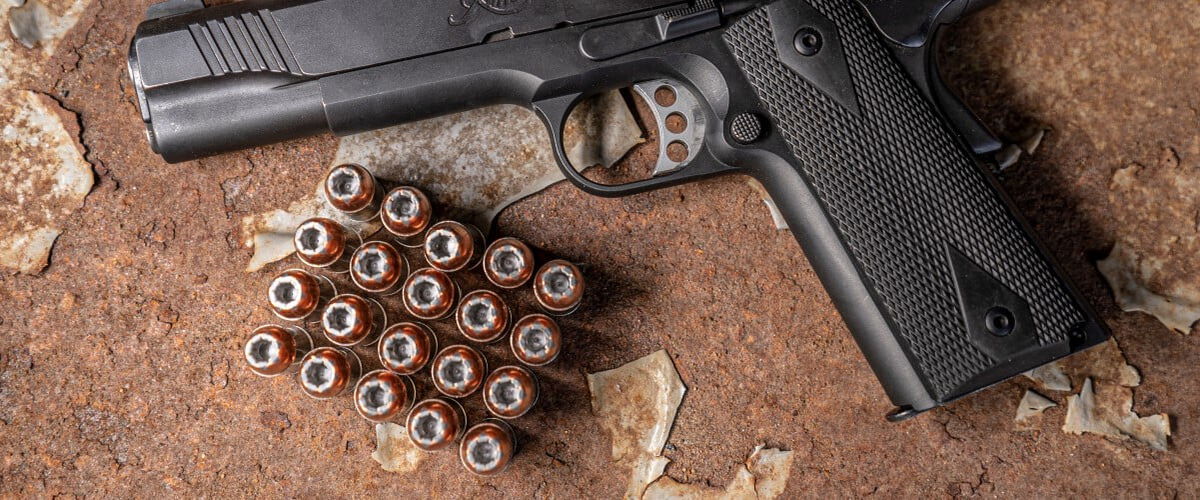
[381,186,433,247]
[459,419,517,476]
[322,294,387,347]
[267,269,335,321]
[423,220,485,272]
[354,369,416,423]
[244,324,313,377]
[482,365,539,419]
[407,398,467,452]
[533,260,584,315]
[378,322,438,376]
[324,163,382,221]
[294,217,360,271]
[298,346,362,399]
[510,314,562,366]
[431,345,488,398]
[402,267,459,320]
[350,241,407,295]
[482,237,534,289]
[455,290,510,344]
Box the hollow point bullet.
[482,365,539,419]
[459,419,516,476]
[455,290,510,344]
[510,314,561,366]
[267,269,335,322]
[378,322,438,376]
[349,240,406,295]
[381,186,434,247]
[324,163,382,221]
[533,260,585,315]
[431,344,488,398]
[298,346,362,399]
[407,398,467,452]
[294,217,360,272]
[322,294,387,347]
[482,237,534,289]
[423,220,485,272]
[244,324,312,377]
[354,369,416,423]
[402,267,459,321]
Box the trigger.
[632,80,707,176]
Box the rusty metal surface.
[1,0,1199,497]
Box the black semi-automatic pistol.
[127,0,1108,420]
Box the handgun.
[127,0,1108,420]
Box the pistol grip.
[722,0,1107,417]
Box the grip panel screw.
[793,27,822,56]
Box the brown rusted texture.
[483,365,539,420]
[381,186,434,241]
[423,220,484,272]
[293,217,351,268]
[323,163,380,219]
[321,294,382,347]
[3,0,1200,497]
[459,420,517,476]
[402,267,458,320]
[349,241,406,294]
[267,269,325,321]
[378,322,438,376]
[407,398,467,452]
[298,347,359,399]
[455,290,510,344]
[431,345,488,399]
[533,259,585,315]
[243,325,309,377]
[354,370,415,423]
[510,314,562,366]
[483,237,535,289]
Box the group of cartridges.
[241,164,586,476]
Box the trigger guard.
[532,91,733,198]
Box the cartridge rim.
[423,221,483,272]
[459,419,516,476]
[402,267,458,320]
[510,314,561,366]
[533,260,584,314]
[381,186,433,238]
[455,290,510,344]
[350,241,406,293]
[299,347,359,399]
[354,369,415,423]
[378,322,438,375]
[294,218,349,268]
[407,398,467,451]
[482,365,539,419]
[483,237,534,289]
[431,344,488,398]
[324,163,378,215]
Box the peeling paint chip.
[371,422,423,473]
[0,90,93,274]
[1099,243,1200,334]
[1013,390,1056,431]
[242,93,642,272]
[1063,378,1170,451]
[588,350,686,499]
[1022,362,1072,392]
[643,445,795,500]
